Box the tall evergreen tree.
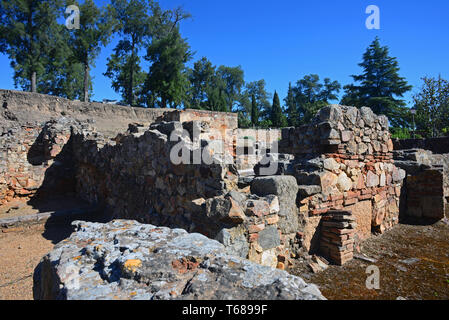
[250,94,259,126]
[143,27,192,108]
[186,58,245,112]
[142,4,192,108]
[104,0,152,106]
[68,0,113,102]
[38,24,90,99]
[186,57,218,109]
[0,0,62,93]
[285,82,298,127]
[237,79,271,126]
[341,37,412,127]
[270,91,287,128]
[293,74,341,124]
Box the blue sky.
[1,0,448,107]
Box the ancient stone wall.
[0,118,77,205]
[394,137,449,154]
[393,148,448,220]
[1,89,174,137]
[235,128,281,172]
[278,105,405,260]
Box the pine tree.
[270,91,287,128]
[142,4,192,108]
[104,0,152,106]
[143,27,192,108]
[341,37,412,127]
[68,0,113,102]
[250,94,259,126]
[293,74,341,124]
[0,0,63,93]
[285,82,298,127]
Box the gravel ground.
[291,219,449,300]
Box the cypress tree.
[270,91,287,128]
[285,82,298,127]
[250,93,259,126]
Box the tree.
[67,0,113,102]
[143,27,192,108]
[104,0,152,106]
[341,37,412,127]
[413,75,449,137]
[142,4,192,108]
[270,91,287,128]
[37,24,90,100]
[186,57,218,109]
[250,94,259,126]
[285,82,299,127]
[216,65,245,112]
[186,58,245,112]
[0,0,62,92]
[237,79,271,126]
[293,74,341,124]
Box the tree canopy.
[413,75,449,137]
[341,37,412,127]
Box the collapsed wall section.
[0,118,79,205]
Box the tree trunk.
[31,72,37,93]
[83,62,90,103]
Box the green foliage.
[143,27,192,108]
[104,0,152,106]
[237,79,271,126]
[270,91,287,128]
[284,82,298,127]
[250,94,259,126]
[186,57,245,112]
[216,65,245,112]
[141,3,192,108]
[413,75,449,138]
[390,127,411,139]
[341,37,412,127]
[291,74,341,125]
[67,0,113,102]
[0,0,63,92]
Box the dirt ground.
[0,196,93,220]
[0,224,62,300]
[1,215,449,300]
[291,219,449,300]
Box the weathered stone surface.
[33,220,325,300]
[257,225,281,250]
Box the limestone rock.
[33,220,325,300]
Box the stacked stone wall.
[278,105,405,262]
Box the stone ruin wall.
[0,90,427,270]
[393,138,449,221]
[279,105,405,263]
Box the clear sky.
[1,0,448,107]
